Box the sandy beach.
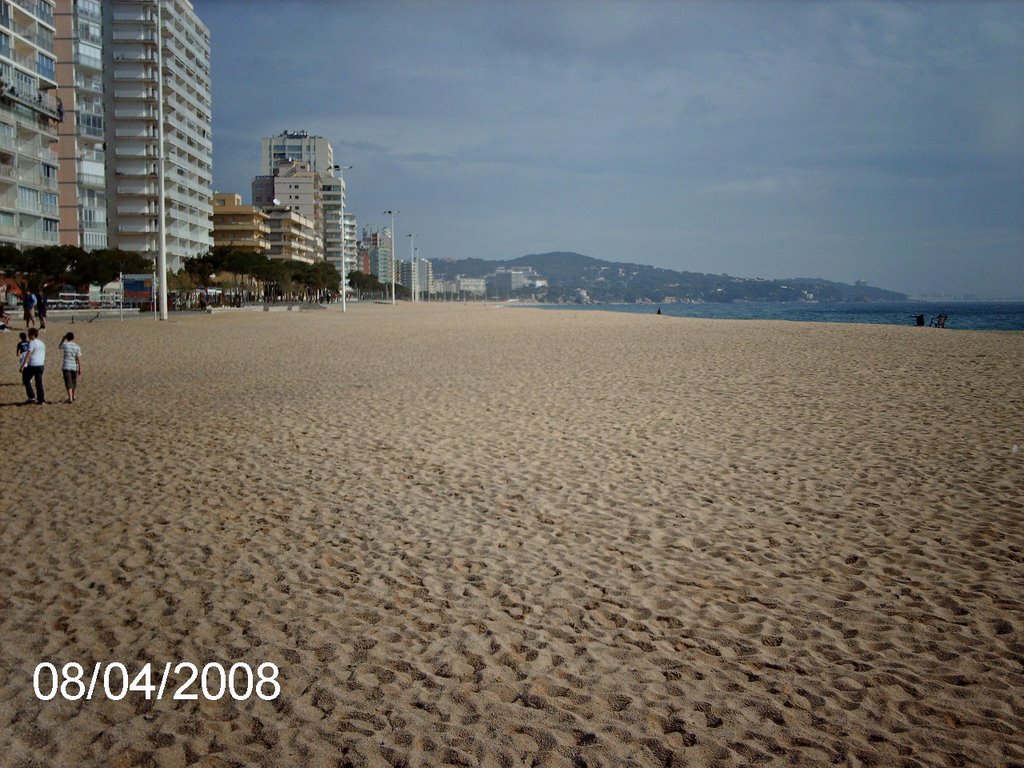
[1,303,1021,767]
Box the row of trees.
[0,245,348,305]
[0,244,432,306]
[179,248,340,303]
[0,245,153,294]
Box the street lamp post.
[332,164,353,312]
[407,233,415,303]
[155,0,168,320]
[384,209,398,304]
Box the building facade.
[321,172,346,277]
[104,0,211,273]
[262,204,315,264]
[361,225,392,284]
[260,129,332,177]
[211,192,268,253]
[252,158,323,261]
[54,0,105,251]
[0,0,61,250]
[260,131,349,277]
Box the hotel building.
[104,0,211,273]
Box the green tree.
[70,248,153,288]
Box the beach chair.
[929,313,948,328]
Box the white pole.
[155,0,168,320]
[384,210,398,305]
[407,233,415,303]
[340,190,346,313]
[119,271,124,321]
[337,165,352,313]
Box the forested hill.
[429,251,908,303]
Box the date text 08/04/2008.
[33,661,281,702]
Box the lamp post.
[155,0,168,320]
[383,209,398,304]
[331,164,353,312]
[406,233,416,303]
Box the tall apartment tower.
[261,130,332,176]
[104,0,212,273]
[54,0,105,250]
[261,130,351,277]
[0,0,62,250]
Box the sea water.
[518,302,1024,332]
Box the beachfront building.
[211,192,269,253]
[361,225,393,284]
[262,204,315,264]
[252,158,323,261]
[54,0,106,251]
[489,268,529,299]
[321,171,348,279]
[260,131,353,279]
[104,0,212,273]
[416,257,432,298]
[0,0,62,250]
[260,129,332,177]
[343,211,356,274]
[456,276,485,299]
[397,258,417,295]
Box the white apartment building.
[261,130,332,177]
[104,0,211,273]
[54,0,105,250]
[0,0,61,250]
[320,172,346,275]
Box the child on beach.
[59,332,82,403]
[16,331,28,363]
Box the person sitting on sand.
[0,308,12,331]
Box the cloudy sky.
[196,0,1023,298]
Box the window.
[18,186,40,212]
[43,218,58,233]
[79,112,103,138]
[37,54,55,82]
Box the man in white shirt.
[20,327,45,404]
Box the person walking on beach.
[20,327,45,404]
[36,293,47,330]
[59,332,82,403]
[23,291,36,330]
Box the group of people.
[17,329,82,405]
[1,290,47,332]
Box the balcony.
[0,81,63,121]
